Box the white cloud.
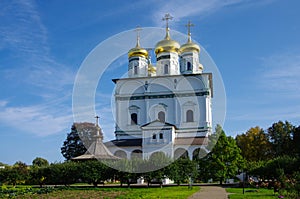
[0,0,76,136]
[151,0,242,26]
[259,53,300,97]
[0,100,72,137]
[150,0,274,28]
[0,0,75,93]
[0,0,48,55]
[0,100,8,107]
[228,52,300,127]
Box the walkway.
[188,186,229,199]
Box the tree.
[61,122,97,160]
[75,122,98,147]
[267,121,294,157]
[29,166,48,187]
[236,126,272,162]
[167,158,197,185]
[0,162,29,187]
[292,125,300,158]
[209,125,244,185]
[43,162,80,186]
[32,157,49,167]
[80,160,111,187]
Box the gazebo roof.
[72,125,119,161]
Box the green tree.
[167,158,197,185]
[80,160,111,187]
[209,125,244,185]
[45,162,80,186]
[195,154,213,183]
[61,122,98,160]
[29,166,48,187]
[32,157,49,167]
[267,121,295,157]
[0,162,29,187]
[61,123,88,160]
[112,159,140,187]
[292,125,300,158]
[236,126,272,162]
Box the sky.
[0,0,299,165]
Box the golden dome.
[148,64,156,73]
[155,28,180,54]
[180,36,200,53]
[128,32,148,58]
[128,46,148,58]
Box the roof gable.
[141,120,176,129]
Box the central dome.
[155,28,180,54]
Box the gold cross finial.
[185,21,194,36]
[134,26,142,47]
[162,13,173,29]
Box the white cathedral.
[106,15,213,160]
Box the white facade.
[106,25,213,160]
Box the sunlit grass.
[226,188,278,199]
[116,186,199,199]
[8,186,199,199]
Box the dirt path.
[188,186,229,199]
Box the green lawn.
[116,186,199,199]
[226,188,279,199]
[3,186,199,199]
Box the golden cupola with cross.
[180,21,203,74]
[155,13,180,76]
[128,27,149,78]
[154,28,180,54]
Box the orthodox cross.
[162,13,173,29]
[134,26,142,47]
[185,20,194,36]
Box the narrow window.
[152,134,157,139]
[159,133,163,139]
[134,64,138,75]
[187,62,192,71]
[158,111,165,123]
[186,110,194,122]
[131,113,137,125]
[164,64,169,74]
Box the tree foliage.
[0,162,29,187]
[236,126,272,162]
[61,124,85,160]
[167,159,197,185]
[61,122,98,160]
[32,157,49,167]
[209,125,244,185]
[267,120,295,157]
[80,160,111,186]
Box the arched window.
[159,133,163,139]
[131,149,142,159]
[134,64,138,75]
[158,111,165,123]
[164,64,169,74]
[131,113,137,125]
[187,62,192,71]
[174,148,189,159]
[114,150,127,158]
[186,110,194,122]
[152,134,157,139]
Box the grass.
[226,188,279,199]
[116,186,199,199]
[4,186,199,199]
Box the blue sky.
[0,0,299,165]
